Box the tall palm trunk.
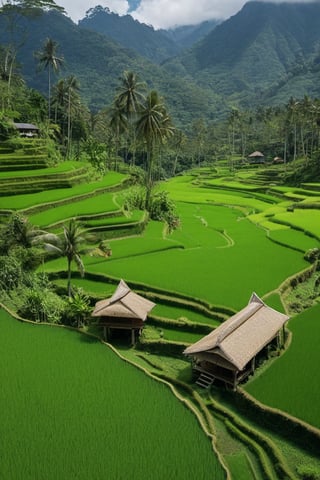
[67,256,72,297]
[145,144,154,210]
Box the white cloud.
[58,0,320,28]
[58,0,129,23]
[132,0,241,29]
[132,0,320,29]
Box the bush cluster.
[123,187,180,231]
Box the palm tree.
[115,71,146,165]
[170,129,186,176]
[36,38,64,120]
[135,90,174,210]
[108,99,128,170]
[51,78,67,125]
[0,212,49,254]
[116,71,146,117]
[43,219,85,297]
[65,75,80,157]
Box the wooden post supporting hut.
[92,279,155,345]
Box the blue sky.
[58,0,319,29]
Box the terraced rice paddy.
[0,172,126,210]
[28,192,121,226]
[245,303,320,428]
[0,308,225,480]
[3,151,320,478]
[81,203,307,310]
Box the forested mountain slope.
[78,6,220,60]
[163,1,320,106]
[1,2,320,126]
[78,6,179,64]
[161,20,220,49]
[0,9,224,125]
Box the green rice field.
[83,203,307,310]
[45,201,308,310]
[4,155,320,479]
[29,192,120,227]
[0,160,87,178]
[0,308,225,480]
[245,303,320,428]
[0,172,126,210]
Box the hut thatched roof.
[92,279,155,321]
[248,151,264,157]
[184,293,289,371]
[14,122,39,130]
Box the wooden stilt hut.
[92,279,156,345]
[248,151,265,164]
[184,293,289,389]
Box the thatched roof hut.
[92,279,156,344]
[14,122,39,137]
[184,293,289,388]
[248,151,265,163]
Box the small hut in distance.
[248,151,265,164]
[14,122,39,137]
[92,279,156,345]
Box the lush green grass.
[161,327,204,343]
[161,176,279,213]
[269,228,318,252]
[245,303,320,428]
[0,172,126,210]
[84,209,143,227]
[29,192,120,227]
[152,303,220,327]
[0,309,225,480]
[52,278,116,297]
[81,203,307,310]
[225,453,256,480]
[45,202,307,310]
[273,209,320,238]
[0,160,87,178]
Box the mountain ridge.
[1,1,320,126]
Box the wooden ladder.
[195,372,215,389]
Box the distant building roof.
[14,123,39,130]
[92,279,156,321]
[248,151,264,158]
[184,293,289,371]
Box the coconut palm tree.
[116,70,146,117]
[108,98,128,170]
[65,75,81,157]
[0,212,50,254]
[115,71,146,164]
[36,37,64,120]
[51,78,67,125]
[135,90,174,210]
[43,218,85,297]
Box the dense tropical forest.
[1,1,320,479]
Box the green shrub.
[0,255,24,291]
[17,287,65,323]
[297,465,320,480]
[149,191,180,231]
[123,186,146,211]
[63,288,92,327]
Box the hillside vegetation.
[1,2,320,122]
